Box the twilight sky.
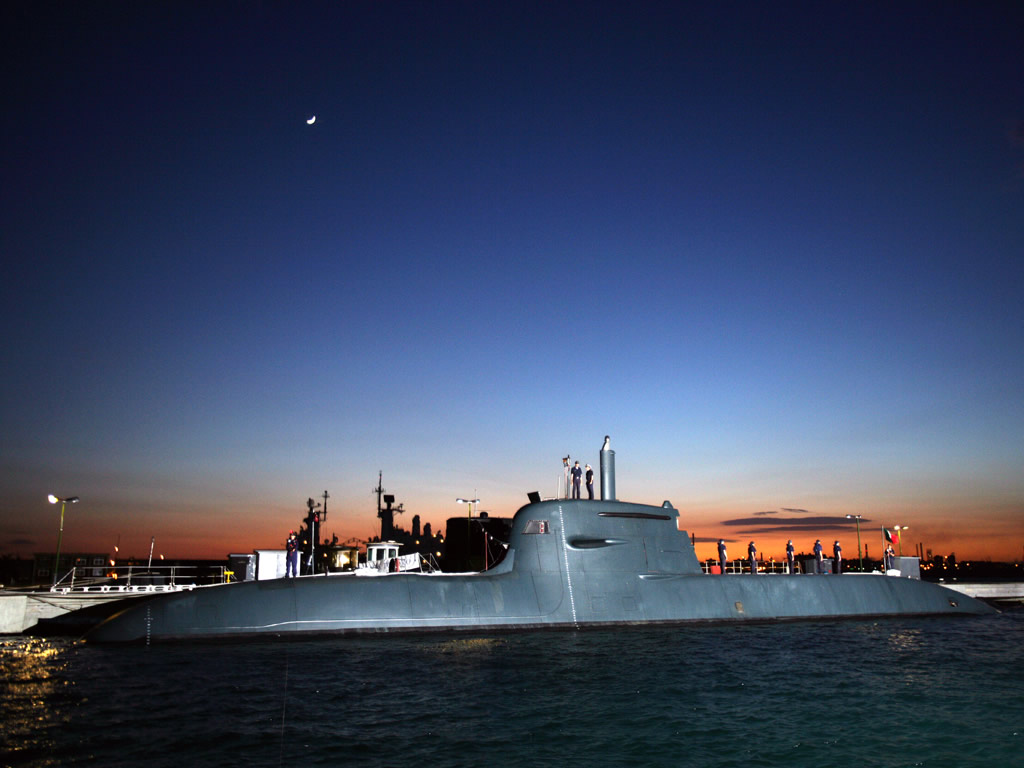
[2,1,1022,564]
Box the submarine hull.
[85,499,993,643]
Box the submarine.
[85,437,994,642]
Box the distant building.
[33,552,109,585]
[0,556,34,587]
[368,487,446,566]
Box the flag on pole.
[884,528,899,544]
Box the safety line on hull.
[558,505,578,628]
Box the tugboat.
[357,541,435,573]
[85,437,995,642]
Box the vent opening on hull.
[597,512,671,521]
[567,538,627,550]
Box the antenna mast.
[373,471,385,520]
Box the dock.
[1,563,231,634]
[941,582,1024,604]
[0,586,190,634]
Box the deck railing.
[51,564,231,592]
[701,559,867,575]
[702,560,802,575]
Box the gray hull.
[85,499,994,642]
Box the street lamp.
[47,494,80,586]
[846,514,863,572]
[894,525,908,557]
[456,498,480,519]
[457,498,482,572]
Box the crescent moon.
[306,115,316,125]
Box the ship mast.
[374,471,385,524]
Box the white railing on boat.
[50,564,231,593]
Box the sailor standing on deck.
[585,464,594,499]
[813,539,825,574]
[718,540,728,574]
[786,540,796,574]
[833,540,843,574]
[748,541,758,574]
[286,530,299,577]
[571,461,583,499]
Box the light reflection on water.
[887,627,924,652]
[1,610,1021,768]
[0,637,75,766]
[424,637,510,655]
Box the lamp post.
[894,525,908,557]
[47,494,80,586]
[456,497,480,516]
[456,497,480,567]
[456,497,480,525]
[845,514,863,572]
[310,501,322,575]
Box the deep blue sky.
[2,1,1022,561]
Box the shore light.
[457,498,480,558]
[456,498,480,518]
[846,514,863,572]
[47,494,80,586]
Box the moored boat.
[85,438,995,643]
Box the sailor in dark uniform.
[813,539,825,574]
[718,539,728,574]
[748,541,758,575]
[571,461,582,499]
[286,530,299,577]
[786,540,796,574]
[833,540,843,574]
[585,464,594,499]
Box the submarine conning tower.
[600,435,615,501]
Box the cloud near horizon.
[750,508,815,517]
[3,537,36,550]
[693,536,737,544]
[736,524,853,535]
[721,515,872,532]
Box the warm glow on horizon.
[6,490,1018,564]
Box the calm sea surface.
[2,608,1021,768]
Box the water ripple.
[1,611,1021,767]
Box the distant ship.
[86,437,994,642]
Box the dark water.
[2,609,1021,768]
